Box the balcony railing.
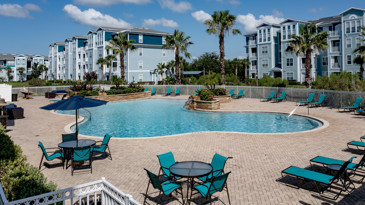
[328,31,341,37]
[0,178,140,205]
[249,40,257,45]
[251,53,257,57]
[331,47,340,52]
[251,65,257,70]
[331,63,340,68]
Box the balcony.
[249,40,257,45]
[251,53,257,58]
[251,65,257,70]
[331,63,340,68]
[331,47,340,53]
[328,30,341,37]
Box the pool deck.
[7,95,365,204]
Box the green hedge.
[0,126,56,201]
[106,87,145,95]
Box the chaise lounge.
[297,93,314,106]
[272,91,286,103]
[308,94,326,108]
[261,90,275,102]
[339,97,362,112]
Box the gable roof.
[256,23,280,28]
[280,18,307,24]
[309,15,341,25]
[340,7,365,15]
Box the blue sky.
[0,0,364,60]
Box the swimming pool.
[60,99,322,138]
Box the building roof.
[244,32,257,37]
[49,42,65,47]
[340,7,365,15]
[309,15,341,25]
[97,27,126,32]
[0,54,48,61]
[72,36,87,40]
[280,18,308,24]
[256,23,280,28]
[130,27,170,35]
[183,71,203,75]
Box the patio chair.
[229,89,235,96]
[339,97,362,112]
[71,146,93,176]
[310,155,365,182]
[193,172,231,205]
[347,141,365,150]
[143,168,184,205]
[50,94,68,103]
[144,87,148,92]
[261,90,275,102]
[355,108,365,115]
[360,135,365,142]
[151,88,156,96]
[172,88,180,96]
[195,88,201,95]
[297,93,315,106]
[198,153,231,182]
[232,89,244,99]
[272,91,286,103]
[163,88,171,96]
[38,141,64,170]
[308,94,326,108]
[281,159,354,200]
[91,134,112,160]
[157,151,179,180]
[62,133,77,142]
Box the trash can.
[0,115,7,129]
[12,93,18,102]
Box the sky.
[0,0,364,60]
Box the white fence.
[0,178,141,205]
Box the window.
[138,61,143,69]
[356,38,361,48]
[286,72,294,80]
[138,74,143,82]
[293,25,296,35]
[282,27,286,40]
[263,30,266,42]
[139,34,143,43]
[357,20,361,32]
[138,48,143,56]
[113,62,118,71]
[286,58,293,66]
[259,30,262,42]
[83,54,85,59]
[351,21,356,33]
[287,25,291,39]
[346,22,350,33]
[262,46,268,54]
[262,60,268,67]
[267,29,271,41]
[78,54,80,58]
[346,38,352,48]
[162,36,166,44]
[322,57,328,66]
[347,55,352,65]
[162,49,166,57]
[78,65,81,69]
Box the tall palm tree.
[286,24,328,88]
[105,33,137,80]
[17,67,25,82]
[6,66,12,82]
[243,58,250,81]
[105,54,117,81]
[205,10,241,85]
[153,62,166,83]
[353,55,365,80]
[166,60,175,77]
[353,26,365,53]
[163,29,193,85]
[39,64,48,80]
[96,57,108,81]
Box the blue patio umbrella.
[41,96,108,143]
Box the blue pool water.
[59,99,322,138]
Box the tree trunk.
[120,51,125,80]
[109,65,112,82]
[235,64,238,76]
[101,65,104,81]
[360,64,364,81]
[244,64,247,82]
[305,51,312,89]
[219,31,225,85]
[175,48,181,84]
[20,72,23,82]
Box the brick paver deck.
[7,95,365,204]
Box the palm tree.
[205,10,241,85]
[105,33,137,80]
[17,67,25,82]
[153,62,166,83]
[105,54,117,81]
[96,57,108,81]
[38,64,48,80]
[353,55,365,80]
[6,66,12,82]
[166,60,175,77]
[286,24,328,88]
[353,26,365,53]
[163,30,193,85]
[243,58,250,81]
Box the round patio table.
[170,161,212,204]
[58,139,96,169]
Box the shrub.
[78,90,99,97]
[106,87,145,95]
[198,89,214,101]
[210,88,226,96]
[28,78,45,86]
[45,81,53,86]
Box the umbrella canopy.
[41,96,108,143]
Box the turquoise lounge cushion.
[161,181,181,195]
[283,166,333,184]
[349,141,365,147]
[47,152,63,161]
[311,156,358,170]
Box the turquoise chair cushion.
[48,152,63,160]
[311,156,358,170]
[194,182,211,197]
[349,141,365,147]
[157,152,176,178]
[229,89,234,95]
[195,172,230,197]
[73,147,91,162]
[92,134,112,153]
[282,166,333,184]
[199,153,228,182]
[161,181,181,195]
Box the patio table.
[170,161,212,204]
[58,139,96,168]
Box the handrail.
[81,108,92,121]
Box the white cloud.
[142,18,178,28]
[74,0,151,6]
[158,0,192,13]
[191,10,212,23]
[63,4,132,28]
[237,12,285,33]
[311,8,324,13]
[216,0,240,5]
[0,3,41,18]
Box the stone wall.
[87,92,150,102]
[192,99,220,110]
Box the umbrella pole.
[76,109,78,146]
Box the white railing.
[249,40,256,45]
[328,30,341,37]
[251,53,257,57]
[0,178,140,205]
[331,47,340,52]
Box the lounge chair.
[144,87,148,92]
[229,89,235,96]
[339,97,362,112]
[261,90,275,102]
[173,88,180,96]
[157,152,179,180]
[193,172,231,205]
[71,146,92,176]
[297,93,315,106]
[281,159,354,199]
[360,135,365,142]
[347,141,365,150]
[38,141,64,170]
[163,88,171,96]
[151,88,156,96]
[355,108,365,115]
[198,153,231,182]
[308,94,326,107]
[143,169,184,205]
[91,134,112,160]
[195,88,201,95]
[272,91,286,102]
[232,89,244,99]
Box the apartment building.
[245,7,365,82]
[49,27,174,83]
